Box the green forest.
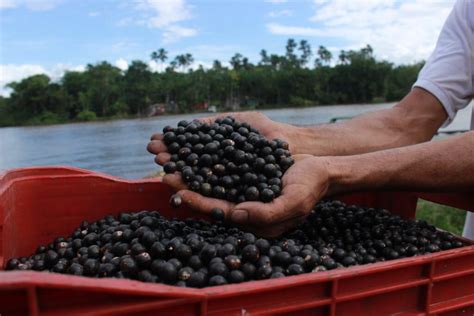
[0,39,423,127]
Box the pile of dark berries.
[161,116,294,203]
[5,200,465,288]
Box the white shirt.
[414,0,474,129]
[413,0,474,239]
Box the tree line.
[0,39,423,126]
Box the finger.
[177,189,234,217]
[197,112,241,125]
[196,116,215,125]
[154,153,171,165]
[150,133,164,141]
[291,154,313,162]
[147,140,167,154]
[163,173,188,191]
[227,112,257,122]
[234,214,306,238]
[254,215,307,238]
[229,183,308,226]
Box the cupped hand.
[147,112,300,166]
[163,154,330,237]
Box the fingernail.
[231,210,248,224]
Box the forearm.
[291,88,447,156]
[326,131,474,194]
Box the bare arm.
[326,131,474,194]
[213,131,474,236]
[148,88,448,162]
[292,87,449,155]
[159,131,474,237]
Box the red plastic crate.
[0,166,473,316]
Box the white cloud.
[49,63,85,77]
[162,25,198,43]
[0,63,84,96]
[268,9,292,18]
[0,0,62,11]
[267,0,455,64]
[132,0,198,42]
[138,0,191,28]
[115,58,129,71]
[88,11,100,17]
[265,0,287,3]
[0,64,46,96]
[267,23,325,36]
[110,40,138,53]
[0,0,15,9]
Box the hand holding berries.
[148,115,293,205]
[148,116,333,237]
[162,154,331,237]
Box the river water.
[1,102,472,179]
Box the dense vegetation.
[416,200,466,236]
[0,39,423,127]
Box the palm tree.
[184,53,194,71]
[298,40,312,67]
[150,48,168,71]
[174,53,194,72]
[230,53,243,70]
[259,49,270,66]
[339,50,348,64]
[361,44,373,59]
[285,38,298,66]
[317,45,332,66]
[168,60,177,71]
[157,48,168,63]
[270,54,282,70]
[150,51,158,62]
[212,59,222,70]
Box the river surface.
[1,102,472,179]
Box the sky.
[0,0,455,96]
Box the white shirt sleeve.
[413,0,474,127]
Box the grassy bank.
[416,199,466,235]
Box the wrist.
[289,125,342,156]
[288,125,319,155]
[323,156,359,196]
[324,152,394,196]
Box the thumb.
[177,189,234,216]
[229,183,308,226]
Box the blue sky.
[0,0,455,95]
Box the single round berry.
[209,275,228,286]
[187,271,208,288]
[242,244,260,263]
[260,188,275,203]
[169,194,183,208]
[210,208,225,221]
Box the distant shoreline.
[0,101,395,129]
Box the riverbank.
[0,111,137,128]
[0,101,393,128]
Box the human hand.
[147,112,300,165]
[163,155,330,237]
